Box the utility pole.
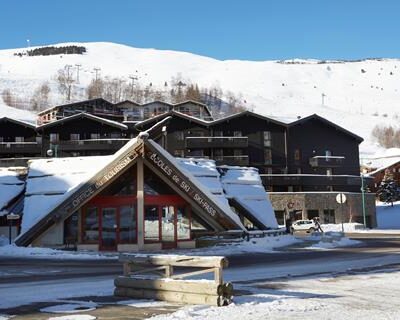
[65,65,73,101]
[93,67,101,81]
[129,75,138,89]
[321,93,326,106]
[75,64,81,83]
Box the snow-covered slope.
[1,41,399,155]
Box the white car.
[290,220,316,233]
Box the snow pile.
[21,156,111,233]
[376,201,400,228]
[150,269,400,320]
[220,167,278,229]
[308,237,361,250]
[186,235,300,255]
[0,244,117,259]
[320,222,365,232]
[0,168,25,215]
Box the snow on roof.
[220,167,279,229]
[0,169,25,215]
[19,137,140,237]
[151,146,245,230]
[21,156,112,233]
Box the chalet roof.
[365,156,400,176]
[288,114,363,143]
[0,117,36,130]
[210,110,287,127]
[36,112,128,130]
[134,111,209,130]
[37,98,113,115]
[173,100,212,116]
[114,100,141,107]
[140,100,173,107]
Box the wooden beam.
[120,254,229,268]
[115,277,224,295]
[114,287,224,306]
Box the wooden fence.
[114,254,233,306]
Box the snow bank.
[376,201,400,228]
[0,244,117,260]
[308,237,361,250]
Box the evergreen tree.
[377,169,399,206]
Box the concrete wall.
[269,192,376,228]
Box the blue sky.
[0,0,399,60]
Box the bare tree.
[30,82,51,111]
[56,65,74,101]
[87,78,104,99]
[1,89,14,106]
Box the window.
[234,149,242,157]
[177,207,191,240]
[294,149,301,161]
[325,150,332,161]
[214,130,223,137]
[263,131,272,147]
[174,149,185,157]
[214,149,223,161]
[323,209,335,224]
[233,131,242,137]
[110,133,121,139]
[119,205,136,243]
[175,131,184,141]
[161,206,175,242]
[49,133,59,143]
[70,133,80,141]
[0,137,3,143]
[83,207,98,242]
[264,149,272,165]
[297,168,302,174]
[144,205,160,242]
[91,133,100,140]
[15,137,24,143]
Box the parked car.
[290,220,316,233]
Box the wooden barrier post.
[114,254,232,306]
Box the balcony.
[260,174,374,188]
[53,139,130,151]
[185,136,248,149]
[215,155,249,166]
[309,156,345,168]
[0,142,41,154]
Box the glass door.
[100,208,117,250]
[161,205,176,249]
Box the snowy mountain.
[0,41,399,157]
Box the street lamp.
[361,173,367,227]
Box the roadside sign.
[336,193,347,204]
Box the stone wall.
[268,192,376,228]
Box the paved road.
[1,238,399,283]
[0,237,399,318]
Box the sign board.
[7,214,20,220]
[144,142,242,230]
[336,193,347,204]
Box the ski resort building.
[0,99,377,234]
[11,128,278,250]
